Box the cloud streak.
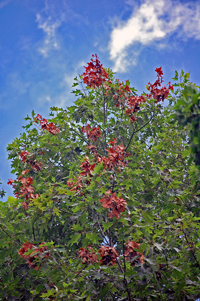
[35,0,84,58]
[36,59,85,108]
[36,14,61,57]
[108,0,200,72]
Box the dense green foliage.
[1,56,200,300]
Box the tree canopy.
[1,54,200,300]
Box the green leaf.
[103,222,113,232]
[142,211,153,224]
[69,233,81,245]
[86,232,99,244]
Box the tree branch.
[96,215,110,246]
[32,224,36,241]
[116,258,132,301]
[0,224,20,245]
[102,86,108,151]
[125,112,154,152]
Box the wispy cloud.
[36,60,85,108]
[55,60,85,107]
[108,0,200,72]
[36,14,61,57]
[35,0,84,58]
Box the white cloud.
[36,14,61,57]
[109,0,200,72]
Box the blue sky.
[1,0,200,199]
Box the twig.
[102,86,107,150]
[68,126,90,146]
[116,258,131,301]
[123,240,126,274]
[0,224,20,245]
[32,224,36,241]
[0,224,12,239]
[109,290,116,301]
[69,123,104,156]
[96,216,110,246]
[125,112,154,151]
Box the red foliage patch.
[124,240,144,266]
[125,95,146,123]
[7,179,14,185]
[82,124,101,142]
[97,139,129,171]
[20,151,42,172]
[8,173,38,209]
[78,245,98,264]
[67,176,84,194]
[18,175,38,201]
[82,54,109,88]
[86,144,98,155]
[98,246,119,265]
[34,114,59,135]
[79,156,96,177]
[20,151,30,162]
[67,156,96,193]
[18,242,49,270]
[99,190,127,219]
[146,67,173,103]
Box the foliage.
[171,72,200,167]
[0,179,6,198]
[1,55,200,300]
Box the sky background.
[1,0,200,199]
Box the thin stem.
[69,126,90,146]
[123,240,126,274]
[120,106,125,145]
[102,214,113,247]
[0,224,20,245]
[102,86,106,127]
[111,171,116,193]
[164,249,169,269]
[109,290,116,301]
[96,216,110,246]
[106,228,113,247]
[102,85,107,151]
[100,140,107,156]
[69,124,104,156]
[125,112,154,152]
[0,224,12,239]
[116,258,131,301]
[32,224,36,241]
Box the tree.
[1,54,200,300]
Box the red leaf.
[34,114,59,135]
[78,245,98,264]
[81,54,109,89]
[146,67,173,103]
[18,242,49,270]
[124,240,144,266]
[98,246,118,265]
[99,191,127,219]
